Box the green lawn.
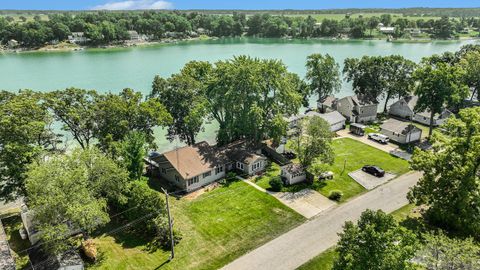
[296,247,338,270]
[88,180,305,270]
[256,138,410,202]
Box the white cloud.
[92,0,173,10]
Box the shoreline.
[1,36,478,55]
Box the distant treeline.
[0,11,478,47]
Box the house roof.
[320,96,337,107]
[282,163,305,174]
[0,221,15,270]
[317,111,346,125]
[160,141,264,179]
[380,118,421,135]
[28,245,83,270]
[402,95,418,110]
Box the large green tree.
[151,61,211,145]
[408,107,480,237]
[0,90,58,200]
[206,56,304,145]
[334,210,418,270]
[305,53,341,104]
[288,116,334,168]
[459,50,480,101]
[382,55,417,113]
[413,61,469,137]
[45,88,98,149]
[25,148,129,253]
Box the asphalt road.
[222,171,422,270]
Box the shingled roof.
[380,118,420,135]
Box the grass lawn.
[2,215,31,269]
[88,180,305,270]
[296,247,338,270]
[256,138,410,202]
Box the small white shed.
[281,164,306,185]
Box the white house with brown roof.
[389,96,452,126]
[380,118,422,144]
[149,141,267,192]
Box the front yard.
[88,180,305,270]
[254,138,410,202]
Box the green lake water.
[0,38,476,150]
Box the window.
[237,162,244,170]
[174,174,180,182]
[161,168,166,174]
[203,171,211,178]
[215,166,224,175]
[187,176,199,186]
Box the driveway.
[336,129,412,160]
[272,189,336,219]
[222,171,422,270]
[348,169,396,190]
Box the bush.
[269,177,284,192]
[226,172,237,182]
[329,190,343,201]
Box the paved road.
[222,171,421,270]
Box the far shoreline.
[1,36,478,55]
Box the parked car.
[282,151,297,160]
[368,133,389,144]
[318,171,334,180]
[362,165,385,177]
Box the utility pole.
[161,188,175,260]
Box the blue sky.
[2,0,480,10]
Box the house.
[379,27,395,34]
[148,141,267,192]
[380,118,422,144]
[317,96,337,113]
[67,32,88,44]
[281,164,306,185]
[0,220,16,270]
[389,96,452,126]
[7,39,18,48]
[28,245,84,270]
[334,95,378,123]
[315,111,346,132]
[127,30,140,41]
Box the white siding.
[186,167,226,192]
[389,100,414,119]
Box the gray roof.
[349,95,376,106]
[317,111,346,125]
[380,118,421,135]
[282,163,305,174]
[0,221,16,270]
[320,96,337,107]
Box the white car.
[368,133,389,144]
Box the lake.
[0,38,476,150]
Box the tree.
[413,61,469,137]
[333,210,418,270]
[115,131,147,180]
[367,16,380,36]
[288,116,334,168]
[343,56,386,103]
[151,61,211,145]
[45,88,98,149]
[459,50,480,101]
[25,148,129,253]
[419,231,480,270]
[408,107,480,237]
[381,55,417,113]
[94,88,172,151]
[305,53,341,104]
[206,56,304,145]
[0,90,58,200]
[432,16,454,39]
[380,14,392,26]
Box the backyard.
[254,138,410,202]
[88,180,305,270]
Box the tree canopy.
[305,53,341,104]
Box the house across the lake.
[380,118,422,144]
[334,95,378,123]
[148,141,267,192]
[389,96,452,126]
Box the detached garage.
[380,119,422,144]
[307,111,346,132]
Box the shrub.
[226,172,237,182]
[269,177,284,192]
[329,190,343,201]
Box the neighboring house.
[127,30,140,41]
[335,95,378,123]
[315,111,346,132]
[380,118,422,144]
[7,39,18,48]
[67,32,88,44]
[148,141,267,192]
[389,96,452,126]
[281,164,306,185]
[317,96,337,113]
[0,220,16,270]
[28,245,84,270]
